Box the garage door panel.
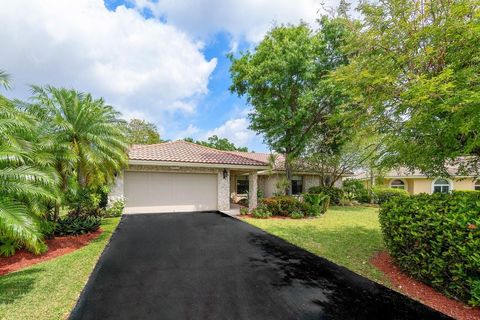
[124,171,217,213]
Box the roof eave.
[129,159,269,170]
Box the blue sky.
[0,0,335,152]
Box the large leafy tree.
[0,94,58,254]
[30,86,128,213]
[125,118,162,145]
[184,135,248,152]
[334,0,480,176]
[230,18,350,194]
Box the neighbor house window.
[236,175,249,194]
[291,176,303,195]
[390,179,405,190]
[475,180,480,191]
[433,179,450,193]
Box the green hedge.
[258,195,328,218]
[308,186,343,205]
[261,196,309,217]
[379,192,480,306]
[373,187,409,204]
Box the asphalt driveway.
[69,212,450,320]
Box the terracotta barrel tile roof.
[129,140,267,166]
[227,151,285,169]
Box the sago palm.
[0,96,58,254]
[30,86,128,212]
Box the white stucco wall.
[108,174,124,202]
[259,174,326,197]
[304,175,320,192]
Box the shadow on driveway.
[69,212,451,320]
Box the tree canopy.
[184,135,248,152]
[229,18,351,193]
[124,118,162,145]
[334,0,480,176]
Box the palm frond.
[0,199,43,253]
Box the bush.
[0,238,21,257]
[290,211,304,219]
[379,192,480,306]
[261,196,309,217]
[251,205,272,219]
[38,219,57,239]
[372,187,409,204]
[308,186,343,205]
[303,193,330,216]
[106,198,125,217]
[54,216,101,236]
[356,190,372,203]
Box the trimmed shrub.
[54,216,101,236]
[261,196,310,217]
[239,207,249,215]
[379,192,480,306]
[342,179,371,203]
[106,198,125,217]
[290,211,304,219]
[372,187,409,204]
[303,193,330,216]
[251,205,272,219]
[356,190,372,204]
[308,186,343,205]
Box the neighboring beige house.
[354,167,480,195]
[110,140,347,214]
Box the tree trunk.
[285,153,292,195]
[54,204,60,221]
[369,166,375,204]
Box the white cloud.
[133,0,336,44]
[172,124,201,140]
[205,118,259,148]
[0,0,216,119]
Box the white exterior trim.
[389,178,408,190]
[431,178,453,193]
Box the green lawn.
[0,217,121,320]
[244,206,389,286]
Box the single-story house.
[353,167,480,195]
[109,140,347,214]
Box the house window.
[475,180,480,191]
[236,175,249,194]
[433,179,450,193]
[291,176,303,195]
[390,179,405,190]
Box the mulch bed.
[0,229,103,276]
[371,251,480,320]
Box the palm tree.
[30,86,128,214]
[0,96,58,254]
[0,70,11,89]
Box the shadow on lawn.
[0,268,44,304]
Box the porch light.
[223,168,228,179]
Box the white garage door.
[124,171,218,213]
